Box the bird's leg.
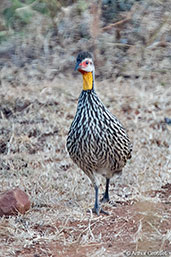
[92,185,109,215]
[92,185,100,215]
[101,178,110,203]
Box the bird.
[66,51,132,215]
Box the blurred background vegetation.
[0,3,170,255]
[0,0,170,83]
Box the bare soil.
[0,75,170,256]
[0,1,171,256]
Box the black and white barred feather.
[67,88,132,179]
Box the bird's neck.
[82,72,94,91]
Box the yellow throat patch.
[82,72,93,91]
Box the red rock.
[0,188,31,216]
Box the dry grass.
[0,59,170,256]
[0,0,171,256]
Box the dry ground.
[0,57,171,256]
[0,1,171,255]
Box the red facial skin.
[78,60,89,74]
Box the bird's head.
[75,51,94,73]
[75,52,95,91]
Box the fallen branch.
[103,17,131,31]
[102,3,139,31]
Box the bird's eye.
[85,61,89,65]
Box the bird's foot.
[109,200,117,207]
[100,196,117,207]
[92,206,109,216]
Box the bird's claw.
[92,206,109,216]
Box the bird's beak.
[74,61,80,71]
